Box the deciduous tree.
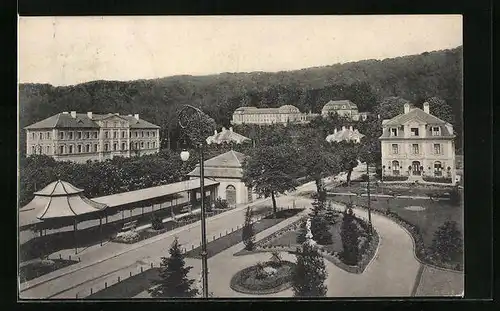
[242,206,255,251]
[242,144,300,218]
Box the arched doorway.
[391,160,400,176]
[412,161,421,176]
[226,185,237,206]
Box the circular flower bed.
[230,261,296,295]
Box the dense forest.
[19,46,463,155]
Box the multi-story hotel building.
[24,111,160,163]
[379,102,456,182]
[321,100,371,121]
[231,105,319,125]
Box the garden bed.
[19,258,79,283]
[330,197,463,271]
[235,210,380,274]
[113,209,233,244]
[229,260,296,295]
[185,208,304,259]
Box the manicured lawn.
[185,208,304,259]
[329,195,463,261]
[85,267,161,299]
[19,259,79,283]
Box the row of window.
[387,160,446,176]
[31,141,157,155]
[56,131,100,140]
[32,130,158,140]
[389,126,442,137]
[391,143,443,155]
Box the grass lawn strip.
[185,208,304,259]
[85,267,161,299]
[19,259,79,283]
[330,196,463,271]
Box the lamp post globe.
[180,149,190,162]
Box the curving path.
[135,198,422,298]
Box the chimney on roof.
[134,114,139,120]
[87,112,93,119]
[342,126,346,131]
[229,127,233,132]
[214,129,217,135]
[423,102,430,114]
[334,128,337,134]
[70,111,77,118]
[404,103,410,114]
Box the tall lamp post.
[178,104,209,298]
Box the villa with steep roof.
[187,150,253,206]
[24,111,160,163]
[231,105,319,125]
[379,102,456,183]
[326,126,365,143]
[321,100,371,121]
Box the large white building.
[24,111,160,163]
[379,102,456,183]
[321,100,370,121]
[231,105,319,125]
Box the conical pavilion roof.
[33,180,84,196]
[19,180,106,227]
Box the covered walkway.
[19,178,220,260]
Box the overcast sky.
[19,15,462,86]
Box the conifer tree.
[292,240,328,297]
[242,206,255,250]
[340,208,361,265]
[149,238,198,298]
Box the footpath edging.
[19,199,263,293]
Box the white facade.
[380,103,456,183]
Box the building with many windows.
[24,111,160,163]
[321,100,371,121]
[231,105,319,125]
[379,102,456,182]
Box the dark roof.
[25,113,160,130]
[25,113,100,129]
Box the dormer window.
[390,128,398,137]
[432,126,441,136]
[410,127,419,136]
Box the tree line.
[18,46,463,157]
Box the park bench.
[120,220,138,232]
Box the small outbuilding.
[187,150,253,206]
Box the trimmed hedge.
[422,176,453,184]
[383,175,409,181]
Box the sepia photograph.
[18,15,464,299]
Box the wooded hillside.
[18,46,463,153]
